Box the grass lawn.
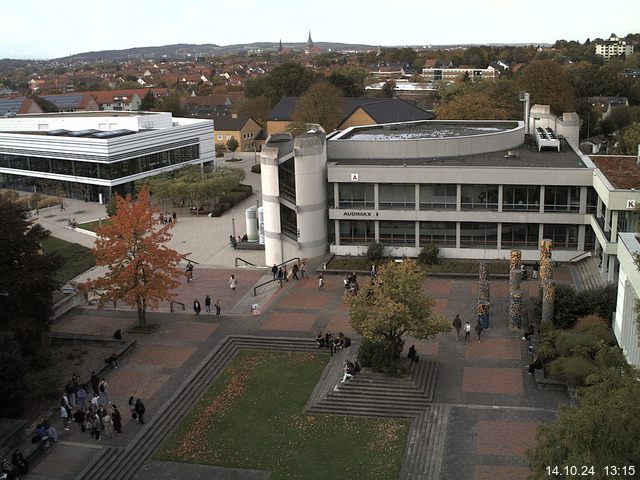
[328,255,509,275]
[41,236,95,284]
[76,218,110,233]
[156,351,409,480]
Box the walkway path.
[25,264,574,480]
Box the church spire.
[307,30,314,50]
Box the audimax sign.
[343,211,378,217]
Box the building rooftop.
[591,155,640,190]
[337,121,517,141]
[329,136,587,169]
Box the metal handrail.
[235,257,257,267]
[568,250,593,263]
[169,300,186,312]
[253,258,301,296]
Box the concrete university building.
[0,111,214,202]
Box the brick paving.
[30,263,576,480]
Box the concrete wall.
[614,233,640,368]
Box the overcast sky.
[2,0,638,59]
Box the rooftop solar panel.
[92,129,135,139]
[47,129,70,136]
[42,94,85,109]
[67,129,101,137]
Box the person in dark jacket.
[90,371,100,396]
[112,404,122,433]
[134,399,146,424]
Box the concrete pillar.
[608,255,616,283]
[497,185,503,213]
[579,186,587,215]
[611,210,619,241]
[541,279,556,323]
[597,196,603,218]
[293,135,328,259]
[261,146,283,266]
[539,185,545,213]
[456,184,461,212]
[577,225,585,251]
[604,207,611,232]
[334,219,340,246]
[456,222,461,249]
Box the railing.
[170,300,185,312]
[568,250,593,263]
[253,257,300,296]
[235,257,257,267]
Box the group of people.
[271,261,308,286]
[451,314,484,342]
[229,234,249,250]
[194,295,221,316]
[1,448,27,479]
[315,331,352,355]
[343,272,359,295]
[159,211,177,225]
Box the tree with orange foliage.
[83,188,185,328]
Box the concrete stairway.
[572,257,607,291]
[398,404,451,480]
[74,335,324,480]
[306,356,439,418]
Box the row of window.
[0,145,200,181]
[338,221,593,250]
[336,183,596,213]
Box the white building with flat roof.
[0,111,214,202]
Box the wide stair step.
[399,404,451,480]
[572,256,606,292]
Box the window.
[419,184,456,210]
[543,224,578,249]
[339,220,375,245]
[280,205,297,240]
[501,223,539,247]
[379,221,415,245]
[544,186,580,212]
[502,185,540,211]
[338,184,374,208]
[461,185,498,210]
[460,222,497,247]
[379,184,415,209]
[278,157,296,202]
[586,187,598,214]
[419,222,456,246]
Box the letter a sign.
[351,173,359,182]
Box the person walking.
[91,413,102,441]
[193,299,201,316]
[60,404,70,431]
[271,264,278,281]
[229,274,237,291]
[186,262,194,283]
[128,396,136,420]
[452,314,462,340]
[292,263,300,280]
[283,264,289,283]
[205,295,211,313]
[475,319,484,342]
[102,409,114,440]
[300,261,308,278]
[76,384,87,412]
[214,298,221,316]
[318,272,325,290]
[277,267,284,287]
[90,371,100,397]
[463,321,471,343]
[112,405,122,434]
[134,399,146,424]
[98,378,110,405]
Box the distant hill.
[55,42,379,62]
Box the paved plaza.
[25,258,571,480]
[21,166,575,479]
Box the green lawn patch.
[76,218,110,233]
[328,255,509,275]
[41,237,95,284]
[156,351,408,480]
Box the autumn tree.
[292,81,343,132]
[528,356,640,478]
[517,60,575,115]
[345,259,450,367]
[437,90,512,120]
[617,122,640,155]
[226,136,239,152]
[156,91,184,117]
[83,188,184,328]
[381,79,396,98]
[245,61,318,106]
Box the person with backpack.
[134,399,146,424]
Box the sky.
[1,0,639,60]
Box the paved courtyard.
[22,258,573,480]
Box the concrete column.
[456,184,461,212]
[375,220,380,242]
[496,223,502,251]
[414,184,419,211]
[293,135,328,258]
[579,186,587,214]
[415,221,420,248]
[261,146,283,266]
[539,185,545,213]
[456,222,461,249]
[604,207,611,232]
[611,210,619,241]
[597,196,603,218]
[607,255,616,283]
[333,183,339,208]
[577,225,585,251]
[334,219,340,246]
[374,183,379,210]
[497,185,503,213]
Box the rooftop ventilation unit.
[534,126,560,152]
